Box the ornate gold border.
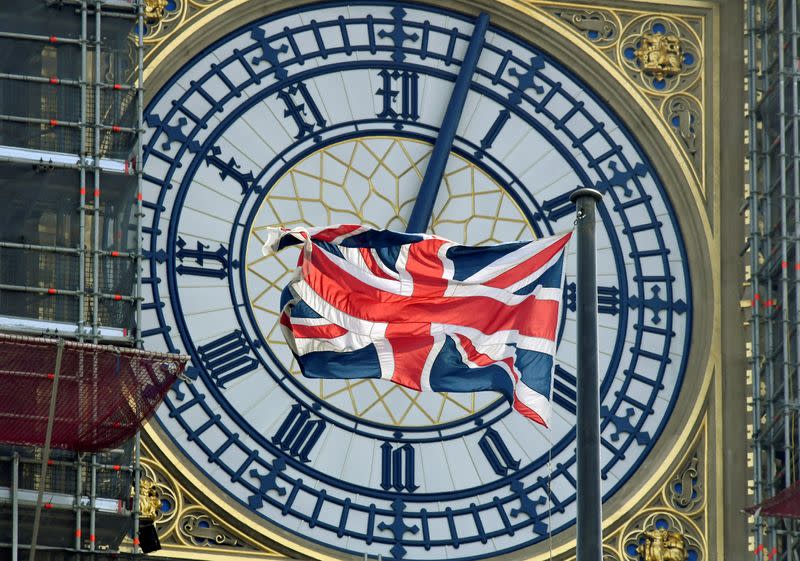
[140,1,722,559]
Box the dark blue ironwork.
[196,330,259,388]
[145,114,201,152]
[478,428,520,476]
[175,236,229,279]
[205,146,257,195]
[271,404,326,463]
[476,55,544,158]
[170,365,199,402]
[595,161,648,197]
[378,6,419,63]
[378,498,419,559]
[598,285,621,315]
[601,406,652,445]
[405,11,489,233]
[277,82,327,141]
[381,442,419,492]
[565,283,620,315]
[552,365,577,415]
[248,458,288,509]
[376,69,420,129]
[629,285,688,324]
[508,480,548,535]
[535,191,575,223]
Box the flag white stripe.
[515,382,552,426]
[460,233,570,285]
[317,244,407,295]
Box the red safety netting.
[745,480,800,519]
[0,333,188,452]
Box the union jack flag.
[263,225,572,427]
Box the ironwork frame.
[746,0,800,559]
[0,0,146,559]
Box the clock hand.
[405,12,490,234]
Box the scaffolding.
[0,1,152,559]
[746,0,800,560]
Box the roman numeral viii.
[196,330,258,388]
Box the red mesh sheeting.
[745,480,800,519]
[0,334,188,452]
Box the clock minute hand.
[405,12,490,234]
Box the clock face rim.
[139,1,714,559]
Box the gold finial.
[636,529,689,561]
[634,33,683,80]
[144,0,168,23]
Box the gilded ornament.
[665,97,699,156]
[636,529,688,561]
[135,478,163,520]
[634,32,683,81]
[669,456,701,509]
[619,16,700,96]
[180,512,239,546]
[144,0,168,23]
[556,10,617,43]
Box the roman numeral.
[598,285,620,315]
[277,82,326,142]
[552,365,577,415]
[478,427,520,476]
[565,282,620,315]
[196,330,258,388]
[534,191,574,223]
[476,109,510,156]
[175,236,229,279]
[271,404,326,463]
[376,69,420,129]
[380,442,418,492]
[205,146,257,195]
[475,56,546,158]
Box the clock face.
[140,2,692,560]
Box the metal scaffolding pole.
[92,0,101,345]
[28,339,65,561]
[12,452,19,561]
[79,0,88,342]
[0,0,147,558]
[746,0,800,558]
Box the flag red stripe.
[291,322,349,339]
[384,326,432,390]
[306,247,560,340]
[313,224,363,242]
[405,239,449,297]
[455,334,518,382]
[513,399,547,427]
[359,247,396,280]
[484,232,572,289]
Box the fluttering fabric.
[263,225,571,427]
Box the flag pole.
[569,187,603,561]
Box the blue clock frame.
[140,2,693,559]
